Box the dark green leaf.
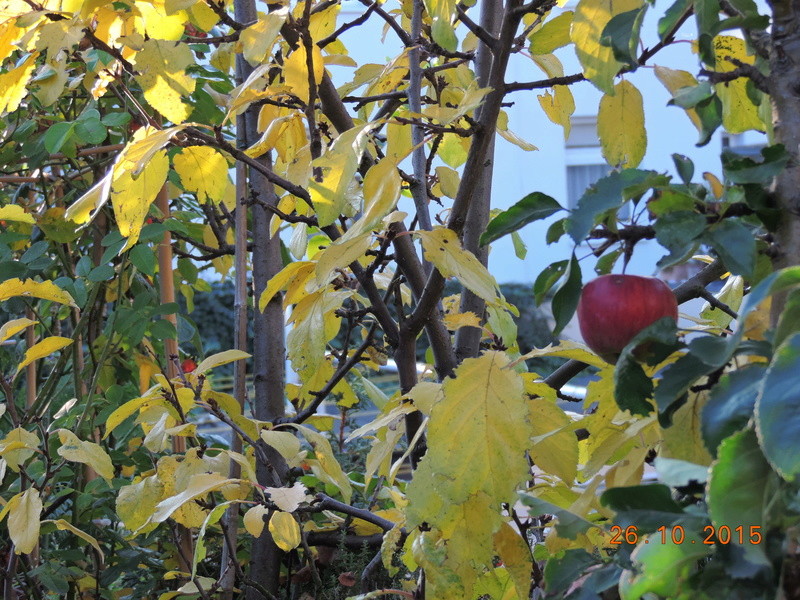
[519,493,593,539]
[703,219,755,277]
[601,484,683,513]
[533,260,568,305]
[601,7,647,67]
[655,353,716,422]
[568,169,668,243]
[695,0,720,65]
[149,319,177,341]
[101,112,132,127]
[0,260,28,281]
[44,122,76,155]
[100,239,126,264]
[88,264,115,282]
[543,549,596,594]
[594,248,621,275]
[669,81,714,109]
[552,253,582,336]
[688,335,731,367]
[479,192,563,246]
[694,95,722,146]
[653,457,709,486]
[20,240,49,264]
[658,0,692,41]
[774,288,800,347]
[708,428,772,566]
[130,244,156,276]
[702,364,765,456]
[654,210,706,255]
[546,217,568,244]
[75,118,107,145]
[672,154,695,183]
[756,333,800,480]
[723,144,789,184]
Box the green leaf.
[601,7,647,67]
[519,493,594,539]
[511,231,527,259]
[479,192,563,246]
[672,154,695,183]
[101,112,132,127]
[702,359,765,421]
[75,116,107,145]
[533,260,568,305]
[543,549,595,594]
[703,219,755,277]
[568,169,668,243]
[722,144,789,184]
[594,248,621,274]
[695,0,720,65]
[88,264,115,282]
[658,0,691,40]
[654,353,716,423]
[551,253,581,336]
[669,81,714,109]
[756,333,800,480]
[44,122,76,155]
[694,95,723,146]
[654,210,706,266]
[601,484,686,531]
[529,11,574,54]
[707,428,771,566]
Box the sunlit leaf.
[0,278,76,307]
[16,336,72,376]
[174,146,231,203]
[598,80,646,167]
[56,429,115,481]
[269,511,301,552]
[134,39,196,123]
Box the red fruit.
[577,274,678,364]
[181,358,197,373]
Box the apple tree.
[0,0,797,598]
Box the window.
[565,117,627,217]
[722,132,765,158]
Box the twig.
[456,4,499,50]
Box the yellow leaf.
[0,52,37,115]
[194,349,251,376]
[0,205,33,224]
[711,36,763,133]
[538,85,575,140]
[135,0,186,41]
[571,0,642,93]
[532,53,564,79]
[442,311,481,331]
[258,261,314,311]
[173,146,230,203]
[260,430,307,468]
[0,427,38,472]
[116,474,164,533]
[0,278,76,307]
[134,39,196,123]
[598,80,646,167]
[494,522,533,598]
[314,232,371,285]
[63,170,113,225]
[660,392,713,466]
[416,228,500,305]
[435,166,460,198]
[704,172,724,199]
[45,519,104,561]
[263,482,309,512]
[16,335,72,376]
[104,391,160,439]
[654,65,702,131]
[243,504,268,537]
[283,43,324,104]
[111,149,169,250]
[152,472,241,523]
[56,429,115,481]
[241,8,287,65]
[117,125,188,177]
[700,274,743,330]
[530,11,573,54]
[0,318,35,344]
[287,288,351,378]
[269,511,301,552]
[529,398,579,484]
[7,488,41,554]
[362,157,402,225]
[289,424,352,504]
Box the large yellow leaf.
[0,205,33,225]
[289,424,352,504]
[268,511,301,552]
[0,427,38,472]
[0,278,76,306]
[152,472,241,523]
[416,228,500,305]
[133,39,196,123]
[173,146,230,203]
[117,126,188,177]
[0,52,37,115]
[598,80,646,167]
[314,232,372,286]
[654,65,702,131]
[45,519,104,561]
[264,482,309,512]
[56,429,115,481]
[116,474,164,533]
[194,349,251,376]
[7,488,41,554]
[111,148,169,250]
[287,288,352,378]
[260,430,307,469]
[135,0,186,41]
[63,170,113,225]
[529,398,579,484]
[258,261,314,311]
[16,336,72,376]
[530,11,573,54]
[538,85,575,140]
[283,43,325,104]
[241,8,287,65]
[244,505,269,537]
[361,157,402,227]
[494,522,534,599]
[0,317,35,344]
[660,391,713,466]
[571,0,642,94]
[711,35,763,133]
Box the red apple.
[181,358,197,373]
[577,274,678,364]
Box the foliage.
[0,0,797,599]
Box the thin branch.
[319,3,378,48]
[700,60,770,94]
[355,0,412,46]
[456,4,499,50]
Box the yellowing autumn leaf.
[571,0,642,94]
[244,505,268,537]
[654,66,702,131]
[0,278,76,306]
[134,39,196,123]
[538,85,575,140]
[241,8,288,65]
[0,318,35,344]
[269,511,301,552]
[528,398,579,484]
[0,204,33,224]
[16,336,72,376]
[111,149,169,250]
[529,11,573,55]
[258,261,315,311]
[283,43,325,104]
[263,482,309,512]
[63,170,113,225]
[598,80,646,167]
[416,228,500,305]
[116,474,164,533]
[174,146,230,203]
[0,427,38,472]
[194,349,251,376]
[135,0,186,41]
[289,424,352,504]
[494,522,534,599]
[152,472,241,523]
[45,519,105,561]
[7,488,42,554]
[287,288,352,377]
[711,36,763,133]
[0,52,37,115]
[443,311,481,331]
[56,429,115,481]
[361,157,402,227]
